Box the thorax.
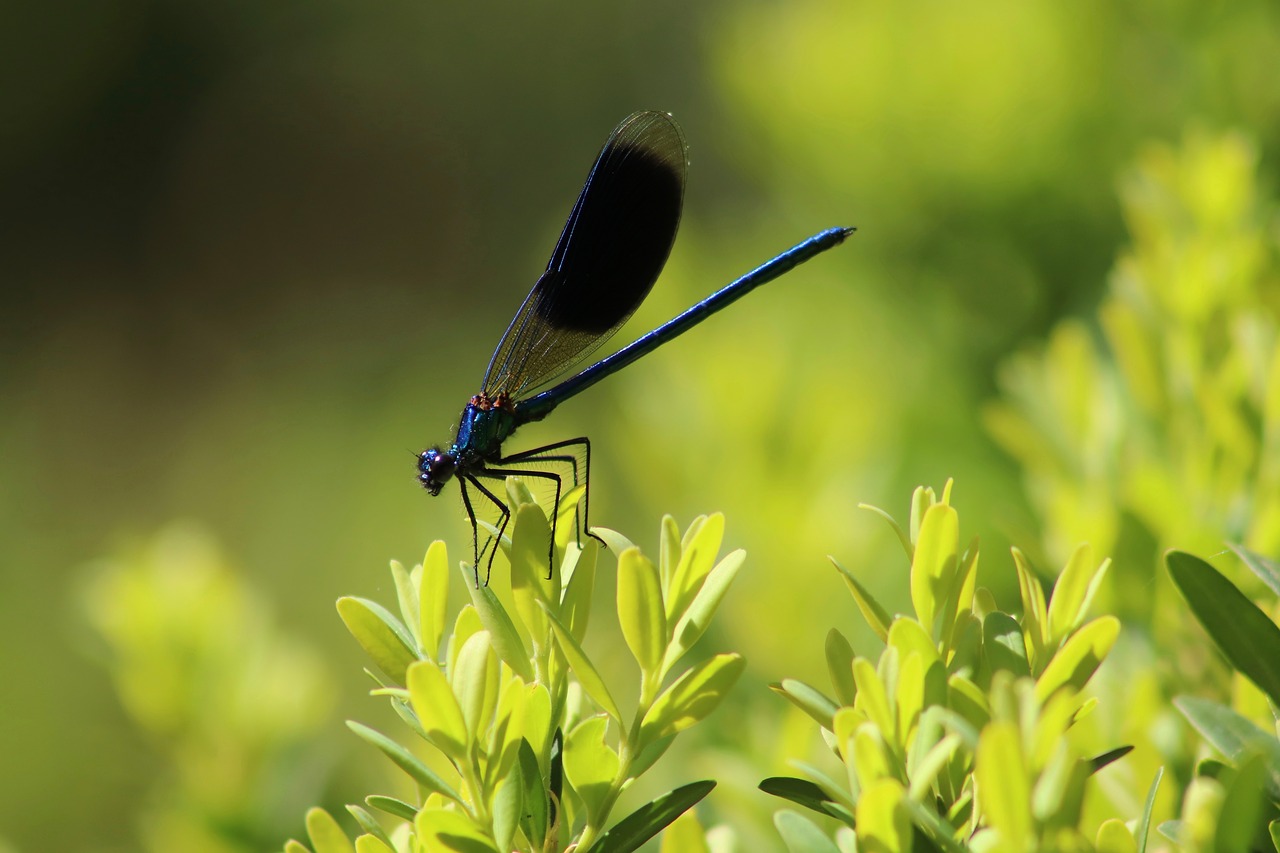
[452,393,519,465]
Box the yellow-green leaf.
[666,513,725,621]
[454,630,498,737]
[1047,544,1109,645]
[407,660,468,761]
[663,549,744,675]
[510,503,556,651]
[564,715,619,823]
[1034,616,1119,702]
[420,541,449,661]
[414,807,497,853]
[976,722,1031,847]
[642,653,745,740]
[305,807,354,853]
[910,503,960,639]
[831,557,892,642]
[617,547,666,675]
[465,567,534,682]
[337,597,418,685]
[542,602,622,722]
[856,779,911,852]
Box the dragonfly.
[418,110,852,583]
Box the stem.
[573,670,661,849]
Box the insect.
[418,110,852,583]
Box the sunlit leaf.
[617,547,665,675]
[565,715,619,824]
[337,597,419,684]
[542,602,623,721]
[831,556,892,642]
[347,721,459,801]
[663,550,745,674]
[825,629,858,707]
[353,835,395,853]
[562,539,599,643]
[910,503,960,638]
[666,513,725,622]
[464,569,534,682]
[510,503,556,652]
[771,678,839,730]
[976,722,1030,847]
[406,660,468,761]
[306,807,354,853]
[1094,819,1139,853]
[365,795,418,822]
[1034,616,1119,702]
[420,541,449,661]
[1011,548,1048,670]
[1046,544,1109,645]
[641,654,745,740]
[345,805,396,852]
[414,807,496,853]
[856,778,911,853]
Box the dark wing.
[482,110,687,399]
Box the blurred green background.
[4,0,1279,849]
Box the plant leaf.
[337,597,419,684]
[464,570,534,682]
[1046,544,1108,644]
[517,739,548,847]
[856,779,911,853]
[910,503,960,639]
[584,781,715,853]
[1230,543,1280,597]
[663,549,745,675]
[420,541,449,661]
[305,807,354,853]
[346,805,396,852]
[1135,767,1162,853]
[347,721,460,802]
[1175,696,1280,798]
[1167,550,1280,708]
[770,678,839,730]
[830,557,892,642]
[641,653,745,740]
[563,715,619,824]
[413,807,497,852]
[1034,616,1119,702]
[562,539,599,643]
[774,809,841,853]
[617,547,666,675]
[365,795,418,822]
[542,602,623,721]
[406,660,468,761]
[976,721,1031,847]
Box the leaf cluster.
[288,482,746,853]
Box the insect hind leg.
[462,475,511,586]
[498,436,599,550]
[475,466,563,579]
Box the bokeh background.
[4,1,1280,849]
